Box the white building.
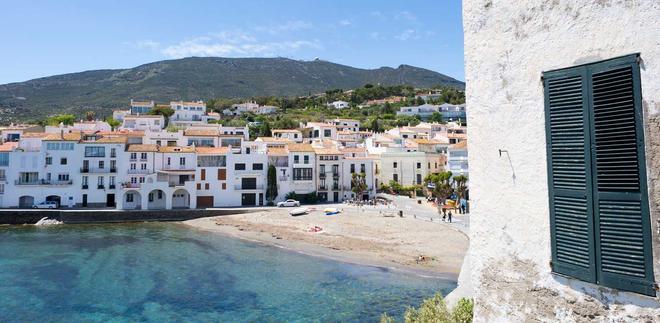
[121,115,165,132]
[170,101,206,124]
[328,100,350,109]
[272,129,303,143]
[464,0,659,320]
[396,103,440,119]
[130,100,154,115]
[328,118,360,132]
[446,141,467,178]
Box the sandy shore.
[184,204,469,277]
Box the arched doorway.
[19,196,34,208]
[122,191,142,210]
[147,189,166,209]
[172,189,190,209]
[46,195,61,208]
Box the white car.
[277,199,300,207]
[33,201,58,209]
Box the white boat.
[35,217,63,225]
[289,207,309,216]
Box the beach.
[184,204,469,277]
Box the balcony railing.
[128,169,153,174]
[0,176,6,182]
[109,184,116,189]
[81,167,113,173]
[15,179,72,186]
[121,183,141,189]
[234,184,264,190]
[332,185,340,190]
[319,173,326,179]
[82,184,88,189]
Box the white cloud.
[161,33,322,59]
[124,40,161,51]
[338,19,351,26]
[396,11,417,22]
[394,29,420,41]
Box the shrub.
[380,294,473,323]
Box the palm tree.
[351,173,368,201]
[453,175,469,201]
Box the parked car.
[33,201,58,209]
[277,199,300,207]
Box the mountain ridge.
[0,57,464,122]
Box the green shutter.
[588,56,655,296]
[544,54,655,296]
[544,68,597,282]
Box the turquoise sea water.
[0,223,455,322]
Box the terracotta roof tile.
[184,129,220,136]
[158,146,195,153]
[287,143,315,152]
[195,147,229,154]
[0,142,18,151]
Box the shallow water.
[0,223,455,322]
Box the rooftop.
[195,147,229,155]
[127,144,159,152]
[287,144,315,152]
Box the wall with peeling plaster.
[463,0,660,321]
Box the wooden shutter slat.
[544,69,597,283]
[588,60,655,296]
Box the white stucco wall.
[463,0,659,321]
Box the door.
[106,194,115,207]
[18,196,34,208]
[241,178,257,190]
[241,193,256,206]
[82,194,88,207]
[258,193,263,206]
[196,196,214,208]
[333,192,339,202]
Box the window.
[304,155,309,164]
[45,157,52,165]
[139,177,145,183]
[167,157,171,165]
[416,174,422,185]
[293,168,313,181]
[417,162,421,169]
[350,164,355,173]
[393,174,398,182]
[294,155,300,164]
[393,162,397,168]
[180,157,186,165]
[217,169,226,180]
[130,163,136,170]
[60,158,67,165]
[126,193,134,202]
[198,156,226,167]
[130,153,137,160]
[543,54,654,296]
[84,146,105,157]
[332,165,339,175]
[197,183,201,190]
[99,161,104,169]
[361,164,365,173]
[205,183,209,190]
[201,169,206,180]
[46,142,74,150]
[58,174,69,181]
[109,176,115,186]
[253,163,263,170]
[324,129,332,137]
[97,176,104,187]
[111,148,116,158]
[222,183,226,190]
[82,176,88,186]
[235,163,246,170]
[141,153,147,160]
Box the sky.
[0,0,464,85]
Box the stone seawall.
[0,209,255,225]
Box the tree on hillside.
[429,112,443,123]
[266,164,278,205]
[85,111,95,121]
[370,117,381,133]
[351,173,368,201]
[105,117,121,131]
[149,105,175,126]
[46,114,76,126]
[260,120,272,137]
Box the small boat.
[35,217,63,226]
[289,207,309,216]
[324,207,341,215]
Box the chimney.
[60,129,64,140]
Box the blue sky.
[0,0,464,85]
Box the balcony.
[109,184,116,189]
[82,184,88,189]
[128,169,153,174]
[0,176,6,182]
[234,184,264,190]
[332,185,340,190]
[80,167,112,173]
[319,173,326,179]
[15,179,72,186]
[121,183,141,189]
[332,173,340,178]
[318,186,327,191]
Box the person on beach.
[448,211,453,223]
[459,198,466,214]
